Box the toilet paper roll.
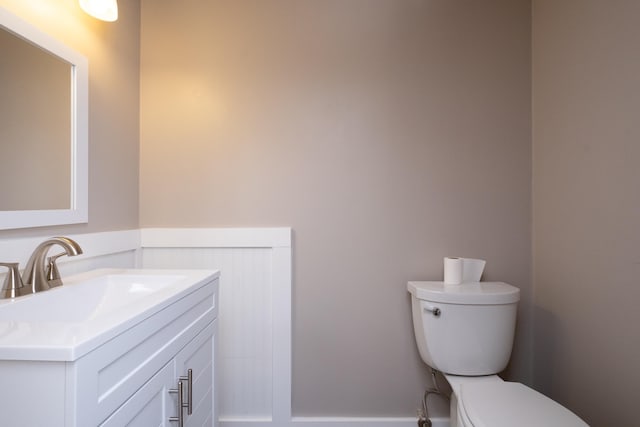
[444,257,463,284]
[443,257,487,284]
[462,258,486,283]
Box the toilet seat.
[458,382,588,427]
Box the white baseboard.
[220,417,449,427]
[292,417,448,427]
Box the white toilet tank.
[408,281,520,375]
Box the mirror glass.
[0,28,71,211]
[0,7,87,229]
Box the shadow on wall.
[532,305,559,397]
[499,298,528,383]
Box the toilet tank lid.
[459,382,588,427]
[407,281,520,304]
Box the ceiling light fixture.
[79,0,118,22]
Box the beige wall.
[0,0,139,237]
[532,1,640,425]
[140,0,532,416]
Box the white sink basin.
[0,268,218,361]
[0,273,186,322]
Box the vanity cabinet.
[0,271,219,427]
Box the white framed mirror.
[0,7,88,230]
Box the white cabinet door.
[99,319,218,427]
[175,319,218,427]
[100,361,178,427]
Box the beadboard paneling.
[141,247,274,419]
[139,227,292,425]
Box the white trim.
[65,230,140,262]
[0,229,140,266]
[220,418,447,427]
[0,6,88,230]
[271,245,293,423]
[218,417,273,424]
[140,227,291,248]
[291,417,443,427]
[292,417,419,423]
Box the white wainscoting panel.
[0,230,140,281]
[57,250,137,276]
[140,228,292,426]
[141,247,274,419]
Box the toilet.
[408,281,588,427]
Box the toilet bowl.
[446,374,587,427]
[408,281,588,426]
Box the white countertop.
[0,268,219,361]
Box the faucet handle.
[0,262,28,299]
[46,252,66,288]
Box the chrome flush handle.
[424,306,441,317]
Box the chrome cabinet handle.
[169,380,185,426]
[179,369,193,415]
[424,306,441,317]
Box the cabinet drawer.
[73,278,218,426]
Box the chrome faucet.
[22,237,83,294]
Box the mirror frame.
[0,7,88,230]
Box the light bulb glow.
[79,0,118,22]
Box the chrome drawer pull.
[179,369,193,415]
[169,380,186,426]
